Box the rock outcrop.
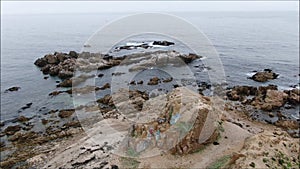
[116,87,219,156]
[250,69,279,82]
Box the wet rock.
[153,40,175,46]
[163,77,173,83]
[41,119,48,125]
[41,64,51,74]
[69,51,78,58]
[49,66,60,76]
[58,70,73,79]
[268,112,275,118]
[57,79,72,87]
[284,89,300,105]
[250,69,279,82]
[63,121,81,128]
[130,80,136,85]
[45,54,58,64]
[226,86,257,101]
[148,77,160,85]
[137,80,143,85]
[179,53,201,64]
[99,83,110,90]
[56,53,67,62]
[97,95,113,106]
[34,58,48,67]
[18,116,29,122]
[21,103,33,110]
[49,91,64,96]
[112,72,125,76]
[4,125,21,135]
[5,86,21,92]
[98,73,104,78]
[98,64,113,70]
[0,141,5,148]
[58,109,75,118]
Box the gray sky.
[1,1,299,15]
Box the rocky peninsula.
[0,48,299,169]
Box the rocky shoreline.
[0,49,299,169]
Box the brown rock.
[58,70,73,79]
[99,83,110,90]
[57,79,72,87]
[4,125,21,135]
[18,116,29,122]
[251,70,279,82]
[63,121,81,128]
[148,77,160,85]
[275,120,299,130]
[58,109,75,118]
[34,58,48,67]
[45,54,58,64]
[97,95,113,106]
[179,53,201,63]
[41,119,48,125]
[262,90,288,110]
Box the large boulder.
[264,90,288,107]
[117,87,219,156]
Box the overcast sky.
[1,1,299,15]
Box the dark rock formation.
[5,86,21,92]
[250,69,279,82]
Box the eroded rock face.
[117,87,219,156]
[250,69,279,82]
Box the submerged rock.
[5,86,21,92]
[153,40,175,46]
